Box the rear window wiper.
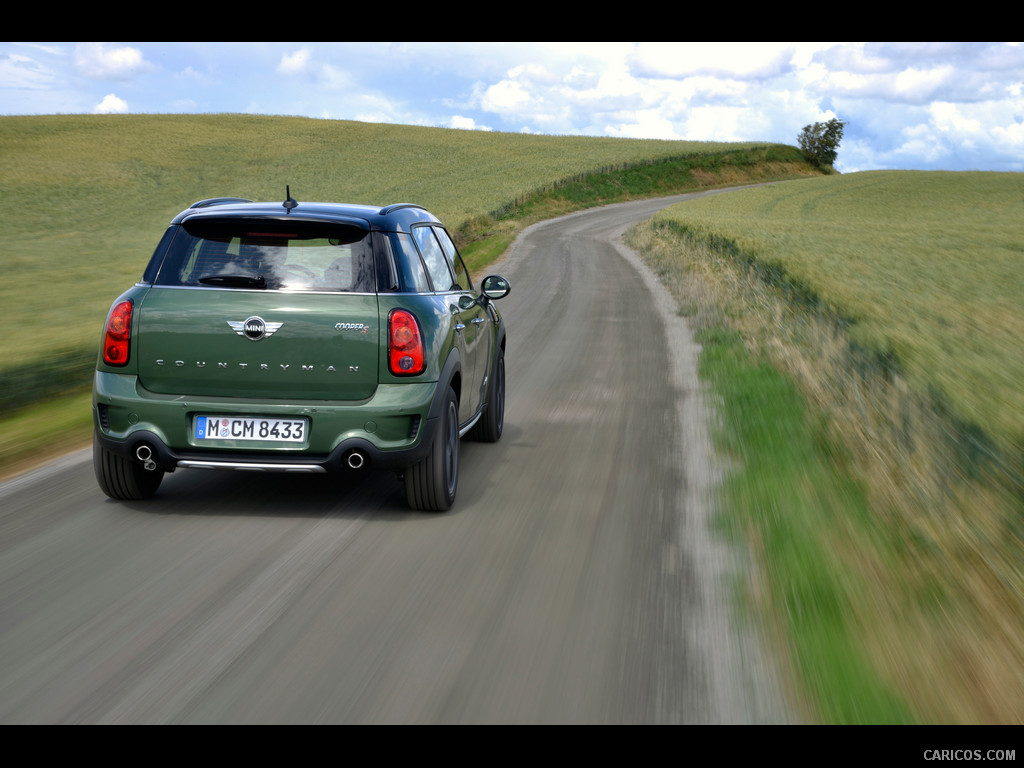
[198,275,267,289]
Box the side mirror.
[481,275,511,301]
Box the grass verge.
[698,325,914,722]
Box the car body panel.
[92,197,509,510]
[134,287,381,401]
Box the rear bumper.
[93,427,437,474]
[93,371,442,474]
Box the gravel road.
[0,192,791,723]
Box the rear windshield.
[152,218,376,292]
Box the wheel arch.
[429,347,462,420]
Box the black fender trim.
[480,321,507,411]
[428,348,462,420]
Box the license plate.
[195,416,307,443]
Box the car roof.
[172,198,442,233]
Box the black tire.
[405,388,459,511]
[93,434,163,500]
[469,349,504,443]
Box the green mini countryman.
[93,194,510,511]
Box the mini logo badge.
[228,316,283,341]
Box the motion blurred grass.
[0,391,93,480]
[630,172,1024,723]
[699,326,914,723]
[647,172,1024,449]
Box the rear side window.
[433,226,472,290]
[412,225,456,292]
[153,218,376,292]
[382,232,431,293]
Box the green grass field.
[629,172,1024,723]
[0,114,796,417]
[647,172,1024,451]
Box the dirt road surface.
[0,193,791,723]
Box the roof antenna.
[283,185,298,212]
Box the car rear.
[93,202,442,492]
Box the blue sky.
[3,42,1023,173]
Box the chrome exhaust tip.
[346,451,366,469]
[136,444,157,471]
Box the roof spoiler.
[185,199,428,217]
[378,203,427,215]
[189,197,253,209]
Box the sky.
[2,42,1023,173]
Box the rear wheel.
[469,349,504,442]
[93,434,163,500]
[405,388,459,511]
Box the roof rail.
[190,197,253,209]
[378,203,427,216]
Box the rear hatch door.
[136,214,381,401]
[136,288,379,401]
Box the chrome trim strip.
[458,411,482,438]
[178,460,326,473]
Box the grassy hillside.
[629,172,1024,723]
[0,114,813,472]
[0,115,803,406]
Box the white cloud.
[318,64,357,90]
[481,67,540,114]
[930,101,984,138]
[93,93,128,114]
[629,41,795,80]
[892,65,955,101]
[606,110,681,140]
[278,48,312,75]
[73,43,148,80]
[0,52,53,89]
[682,105,750,142]
[449,115,492,131]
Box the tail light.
[102,300,133,366]
[388,309,425,375]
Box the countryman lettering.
[155,359,339,371]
